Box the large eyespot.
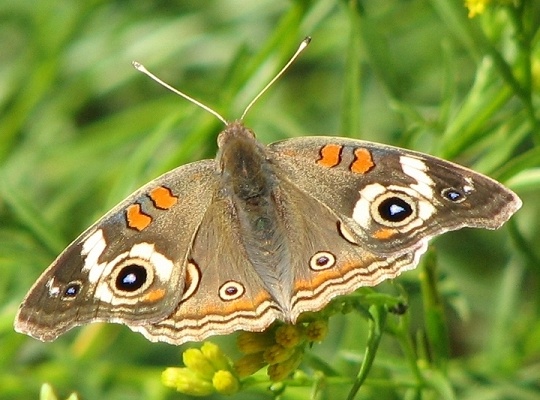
[62,281,83,300]
[115,264,148,292]
[110,259,154,296]
[378,197,413,222]
[92,242,174,304]
[371,192,417,227]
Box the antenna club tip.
[299,37,311,51]
[132,61,144,71]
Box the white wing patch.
[128,242,174,281]
[353,183,386,228]
[81,229,107,284]
[399,155,434,199]
[399,156,436,221]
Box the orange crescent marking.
[372,228,397,240]
[293,259,371,291]
[149,186,178,210]
[126,204,152,231]
[295,273,339,291]
[191,292,272,316]
[317,144,342,168]
[294,262,361,291]
[350,148,375,174]
[143,288,166,302]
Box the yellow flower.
[237,330,276,354]
[183,348,216,380]
[275,324,305,348]
[465,0,491,18]
[267,348,304,382]
[234,352,267,378]
[201,341,231,371]
[163,342,241,396]
[213,370,241,395]
[264,344,296,365]
[39,384,79,400]
[162,367,214,397]
[305,319,329,342]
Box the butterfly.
[15,38,521,345]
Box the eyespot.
[442,187,467,203]
[91,242,174,304]
[371,192,417,227]
[115,264,148,292]
[109,259,154,296]
[62,281,82,300]
[219,281,245,301]
[378,197,413,222]
[309,251,336,271]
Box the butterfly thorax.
[216,122,281,244]
[217,122,273,201]
[216,122,293,310]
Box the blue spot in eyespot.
[116,265,147,292]
[64,283,81,298]
[443,188,465,202]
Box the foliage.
[0,0,538,399]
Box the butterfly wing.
[268,136,521,256]
[15,160,217,341]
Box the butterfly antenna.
[240,36,311,121]
[132,61,228,126]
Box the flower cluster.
[234,318,329,382]
[161,299,358,396]
[162,342,240,396]
[162,318,329,396]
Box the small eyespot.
[219,281,245,301]
[442,188,467,203]
[115,264,148,292]
[62,281,82,300]
[309,251,336,271]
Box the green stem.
[346,305,387,400]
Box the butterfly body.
[15,120,521,345]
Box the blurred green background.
[1,0,538,399]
